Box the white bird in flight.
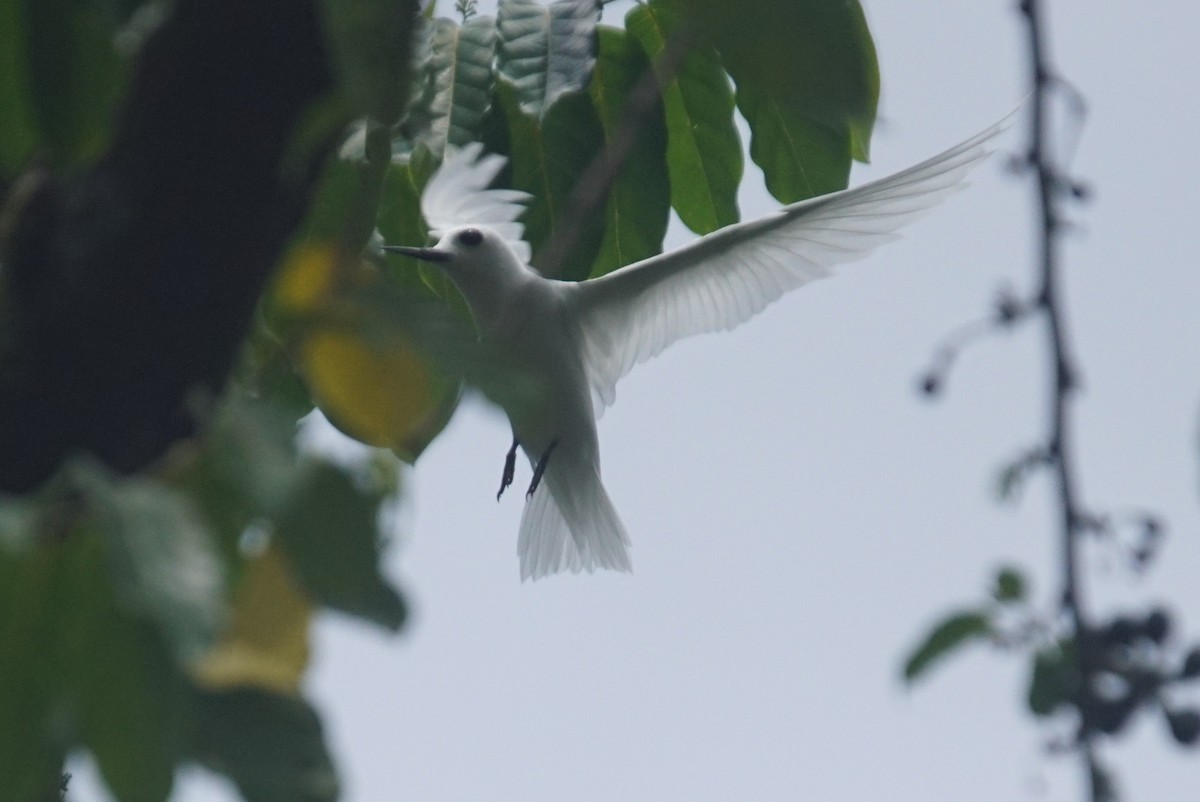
[385,112,1011,581]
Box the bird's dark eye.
[458,228,484,247]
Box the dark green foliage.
[0,1,885,799]
[903,610,992,684]
[1027,640,1077,717]
[587,26,670,278]
[318,0,419,124]
[274,460,407,631]
[626,0,742,234]
[1,0,123,171]
[496,84,607,280]
[192,690,339,802]
[0,397,403,801]
[992,566,1027,603]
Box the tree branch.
[1019,1,1107,798]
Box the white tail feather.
[518,464,632,581]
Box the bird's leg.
[497,436,519,501]
[525,438,559,500]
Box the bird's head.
[384,225,527,277]
[384,225,535,327]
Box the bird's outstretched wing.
[421,142,534,262]
[572,113,1015,415]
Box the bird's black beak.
[383,245,452,263]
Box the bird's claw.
[525,438,559,500]
[497,437,518,501]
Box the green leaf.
[305,123,393,253]
[233,322,317,424]
[992,566,1027,603]
[75,463,226,665]
[317,0,419,124]
[87,473,226,667]
[497,0,600,119]
[0,0,36,175]
[23,0,124,167]
[379,147,463,302]
[1028,640,1078,717]
[684,0,878,161]
[903,610,991,684]
[273,460,406,630]
[405,16,498,156]
[0,493,40,553]
[0,528,187,802]
[495,82,606,281]
[61,533,185,802]
[627,1,741,234]
[185,399,301,557]
[737,82,851,204]
[192,689,338,802]
[0,545,71,802]
[587,26,670,277]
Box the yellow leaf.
[274,243,340,312]
[191,545,312,695]
[273,242,458,457]
[301,327,444,453]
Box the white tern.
[385,112,1011,581]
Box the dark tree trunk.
[0,0,336,492]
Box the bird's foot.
[497,437,518,501]
[525,438,559,500]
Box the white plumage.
[390,111,1013,580]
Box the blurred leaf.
[275,235,457,457]
[192,689,338,802]
[737,82,851,203]
[74,463,226,665]
[183,397,302,560]
[995,448,1049,502]
[275,244,344,313]
[378,148,437,274]
[233,321,316,423]
[379,150,435,252]
[903,610,991,684]
[627,1,741,234]
[0,492,40,552]
[1028,640,1078,717]
[587,26,669,277]
[61,533,185,802]
[1090,762,1118,802]
[0,0,36,175]
[192,546,313,696]
[23,0,123,167]
[1181,647,1200,680]
[0,545,70,802]
[301,320,451,457]
[405,16,498,156]
[1167,709,1200,746]
[285,130,466,457]
[344,285,550,421]
[684,0,878,161]
[497,0,600,119]
[274,460,406,630]
[992,566,1026,603]
[379,142,462,299]
[304,125,393,255]
[317,0,419,124]
[495,83,605,280]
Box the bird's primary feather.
[421,142,534,262]
[572,113,1014,416]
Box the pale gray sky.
[73,1,1200,800]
